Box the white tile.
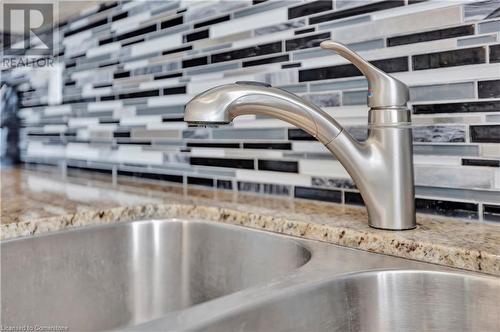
[76,129,90,141]
[236,169,311,186]
[333,6,463,44]
[68,118,99,128]
[189,72,224,81]
[63,30,92,47]
[372,0,468,20]
[82,85,112,97]
[190,148,226,157]
[120,115,163,126]
[394,64,500,86]
[187,74,257,94]
[146,122,188,130]
[232,30,291,49]
[122,1,144,11]
[113,107,136,118]
[88,101,123,111]
[43,105,71,116]
[495,169,500,190]
[147,95,192,107]
[86,42,121,58]
[117,146,163,165]
[292,141,329,153]
[228,148,283,158]
[130,33,183,57]
[111,12,151,32]
[69,17,89,30]
[43,125,67,133]
[66,143,101,160]
[481,145,500,158]
[124,59,149,70]
[27,142,65,158]
[88,123,118,131]
[415,165,496,189]
[132,129,182,139]
[18,108,34,119]
[139,78,182,89]
[80,3,100,15]
[211,7,288,38]
[299,159,350,178]
[413,155,461,166]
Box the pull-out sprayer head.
[184,81,344,144]
[184,81,274,127]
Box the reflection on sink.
[1,219,311,331]
[197,270,500,332]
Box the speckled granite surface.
[1,167,499,276]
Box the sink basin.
[1,219,311,330]
[3,218,499,332]
[195,270,500,332]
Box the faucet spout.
[184,82,344,145]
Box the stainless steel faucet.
[184,41,416,230]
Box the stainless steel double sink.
[2,219,499,331]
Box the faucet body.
[185,42,416,230]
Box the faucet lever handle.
[320,40,409,109]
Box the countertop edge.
[1,202,498,276]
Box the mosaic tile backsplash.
[4,0,500,221]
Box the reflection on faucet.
[184,41,416,231]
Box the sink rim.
[1,217,315,275]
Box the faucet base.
[326,121,416,231]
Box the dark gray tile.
[309,0,404,24]
[238,181,261,193]
[288,1,333,19]
[413,144,479,156]
[416,198,478,219]
[190,157,255,169]
[490,44,500,62]
[484,204,500,222]
[412,125,466,143]
[312,176,356,189]
[470,125,500,143]
[412,47,486,70]
[255,20,306,36]
[294,186,342,203]
[263,183,291,196]
[388,25,475,47]
[465,1,500,21]
[258,160,298,173]
[478,80,500,98]
[300,57,408,82]
[413,101,500,114]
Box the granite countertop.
[1,167,499,276]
